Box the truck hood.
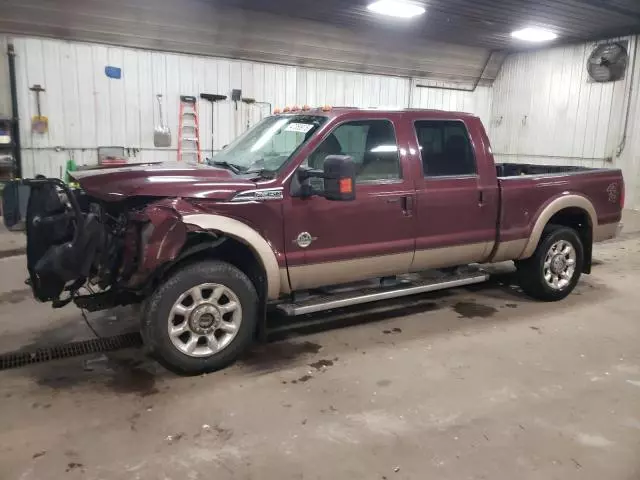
[70,162,257,201]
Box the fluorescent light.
[367,0,425,18]
[511,27,558,42]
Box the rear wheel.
[141,260,258,375]
[516,225,584,301]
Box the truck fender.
[520,194,597,259]
[182,214,281,300]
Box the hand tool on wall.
[178,96,201,163]
[231,89,242,141]
[242,97,256,131]
[199,93,227,159]
[29,84,48,134]
[154,94,172,147]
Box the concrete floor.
[0,236,639,480]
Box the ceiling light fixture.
[511,27,558,42]
[367,0,426,19]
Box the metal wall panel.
[410,80,493,129]
[12,35,496,180]
[490,36,640,209]
[0,36,11,116]
[617,44,640,210]
[11,36,416,177]
[491,38,633,165]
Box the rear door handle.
[479,189,485,206]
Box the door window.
[414,121,476,177]
[303,120,401,183]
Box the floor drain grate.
[0,333,143,371]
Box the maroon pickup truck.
[2,108,624,374]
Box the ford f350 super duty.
[2,108,624,374]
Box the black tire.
[141,260,258,375]
[516,225,584,302]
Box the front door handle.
[385,195,413,215]
[401,195,414,216]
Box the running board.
[277,272,490,316]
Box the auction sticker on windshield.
[285,123,315,133]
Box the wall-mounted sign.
[105,66,122,79]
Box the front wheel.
[141,260,258,375]
[516,225,584,302]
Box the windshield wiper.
[210,160,244,174]
[246,168,277,180]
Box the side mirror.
[322,155,356,201]
[296,155,356,201]
[2,180,30,231]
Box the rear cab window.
[414,120,476,177]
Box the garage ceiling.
[1,0,639,84]
[215,0,640,50]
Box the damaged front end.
[2,178,196,311]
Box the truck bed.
[496,162,602,177]
[495,163,623,261]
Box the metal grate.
[0,333,142,371]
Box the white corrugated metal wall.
[410,79,493,128]
[11,34,640,210]
[490,36,640,209]
[13,36,413,178]
[618,51,640,211]
[12,36,495,179]
[0,36,10,116]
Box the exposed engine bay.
[24,179,192,310]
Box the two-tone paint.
[71,108,624,300]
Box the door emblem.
[295,232,316,248]
[607,183,619,203]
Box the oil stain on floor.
[453,302,498,319]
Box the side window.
[414,120,476,177]
[303,120,401,183]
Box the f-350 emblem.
[295,232,316,248]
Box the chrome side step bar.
[277,272,490,316]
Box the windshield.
[210,115,327,173]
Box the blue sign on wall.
[105,66,122,79]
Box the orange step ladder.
[178,95,202,163]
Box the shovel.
[30,84,48,134]
[154,94,171,147]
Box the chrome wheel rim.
[168,283,242,357]
[543,240,577,291]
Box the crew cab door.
[408,117,499,270]
[283,115,416,291]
